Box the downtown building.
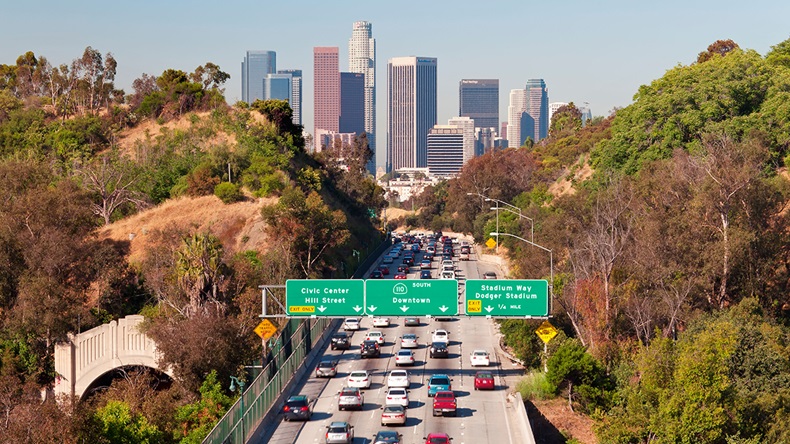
[427,116,475,178]
[525,79,549,142]
[387,56,437,172]
[507,89,527,148]
[459,79,499,155]
[241,50,276,104]
[348,21,376,174]
[314,47,366,154]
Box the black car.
[360,340,381,358]
[429,341,449,358]
[282,395,312,421]
[420,270,432,279]
[331,332,351,350]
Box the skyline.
[3,1,790,169]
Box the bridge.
[54,315,171,400]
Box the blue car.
[420,270,432,279]
[427,374,452,397]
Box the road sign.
[364,279,458,316]
[464,279,549,317]
[285,279,365,316]
[535,320,558,344]
[254,319,278,339]
[485,238,497,249]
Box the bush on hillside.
[214,182,242,203]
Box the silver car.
[395,350,415,366]
[325,421,354,444]
[338,387,364,411]
[380,405,407,426]
[400,333,419,348]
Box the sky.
[3,0,790,169]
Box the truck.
[432,390,457,416]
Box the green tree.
[95,400,163,444]
[173,370,233,443]
[546,338,613,413]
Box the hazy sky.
[3,0,789,168]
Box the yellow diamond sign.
[254,319,278,340]
[535,320,558,344]
[485,237,497,249]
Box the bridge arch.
[54,315,172,400]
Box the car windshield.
[403,334,416,339]
[432,342,445,348]
[383,405,403,413]
[350,371,367,377]
[431,377,450,385]
[474,351,487,356]
[340,388,357,395]
[328,426,347,433]
[318,361,334,367]
[397,351,411,356]
[389,388,406,395]
[477,372,493,378]
[285,399,306,407]
[436,392,453,399]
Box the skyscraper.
[241,50,276,104]
[427,126,464,178]
[278,69,302,125]
[387,57,437,172]
[447,117,475,163]
[459,79,499,129]
[525,79,549,142]
[340,72,365,135]
[349,21,376,173]
[507,89,527,148]
[264,73,292,103]
[314,47,340,138]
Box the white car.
[400,333,419,348]
[432,329,450,343]
[347,370,372,389]
[365,330,385,345]
[343,318,360,331]
[470,349,490,366]
[394,350,415,366]
[371,317,390,328]
[385,387,409,408]
[387,369,410,388]
[382,256,394,264]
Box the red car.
[424,433,452,444]
[378,265,390,275]
[474,371,494,390]
[394,272,408,279]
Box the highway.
[264,236,520,444]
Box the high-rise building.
[447,117,475,163]
[349,21,376,173]
[242,50,276,104]
[459,79,499,129]
[314,47,340,138]
[427,126,464,178]
[387,57,437,172]
[500,122,508,143]
[507,89,527,148]
[340,72,365,135]
[525,79,549,142]
[278,69,302,125]
[264,73,292,103]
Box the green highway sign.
[365,279,459,316]
[286,279,365,316]
[464,279,548,317]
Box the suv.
[316,360,338,378]
[282,395,312,421]
[338,387,364,411]
[429,342,448,358]
[331,332,350,350]
[361,340,381,358]
[325,421,354,444]
[427,374,452,397]
[432,390,457,417]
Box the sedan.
[281,395,312,421]
[378,265,390,275]
[429,342,448,358]
[385,387,409,408]
[326,421,354,444]
[315,359,338,378]
[394,272,408,280]
[397,265,408,273]
[424,433,452,444]
[387,369,410,388]
[400,333,419,348]
[470,349,490,366]
[347,370,372,389]
[483,271,497,279]
[420,259,432,269]
[331,332,351,350]
[365,330,385,345]
[404,317,420,327]
[431,329,449,343]
[419,270,432,279]
[374,430,403,443]
[369,270,383,279]
[474,371,495,390]
[343,318,360,331]
[380,405,407,426]
[372,316,390,328]
[382,256,394,264]
[394,350,415,366]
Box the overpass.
[54,315,171,400]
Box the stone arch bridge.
[54,315,171,400]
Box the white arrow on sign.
[352,305,362,312]
[485,306,494,313]
[400,305,409,312]
[438,305,448,312]
[317,306,327,312]
[367,305,377,312]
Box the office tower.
[525,79,549,141]
[427,126,464,178]
[278,69,302,125]
[340,72,365,135]
[242,50,276,104]
[387,57,437,172]
[580,104,592,126]
[459,79,499,129]
[501,122,508,143]
[475,127,495,155]
[349,21,376,173]
[549,102,568,125]
[507,89,527,148]
[264,73,292,103]
[447,117,475,163]
[314,47,340,138]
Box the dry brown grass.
[549,161,594,197]
[115,111,237,156]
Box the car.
[331,332,351,350]
[395,349,415,366]
[373,430,403,443]
[427,374,452,396]
[385,387,409,408]
[420,259,432,269]
[394,272,408,279]
[382,256,394,264]
[404,317,420,327]
[440,270,454,279]
[470,349,490,366]
[369,270,383,279]
[423,253,434,261]
[347,370,372,389]
[441,259,454,269]
[424,432,453,444]
[372,316,390,328]
[411,244,420,252]
[402,257,414,266]
[316,359,338,378]
[378,265,390,275]
[387,369,410,388]
[426,246,436,254]
[474,371,495,390]
[380,405,407,426]
[432,390,457,417]
[326,421,354,444]
[281,395,312,421]
[361,340,381,358]
[429,342,449,358]
[397,264,408,273]
[343,318,360,331]
[483,271,497,279]
[432,329,450,343]
[400,333,419,348]
[365,330,385,345]
[419,270,432,279]
[338,387,364,410]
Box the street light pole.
[489,206,534,245]
[230,376,246,442]
[490,231,553,311]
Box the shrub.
[517,370,556,400]
[214,182,242,204]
